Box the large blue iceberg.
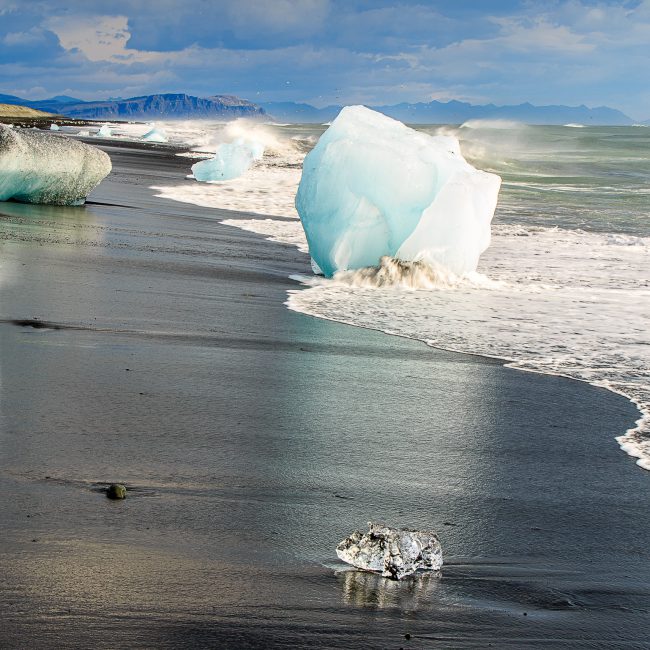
[0,124,112,205]
[191,139,264,182]
[295,106,501,278]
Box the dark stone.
[106,484,127,499]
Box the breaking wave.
[329,257,500,291]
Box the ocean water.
[117,118,649,471]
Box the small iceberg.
[49,124,60,131]
[191,139,264,182]
[141,127,168,143]
[337,522,443,580]
[95,123,112,138]
[0,124,112,205]
[295,106,501,278]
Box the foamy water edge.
[283,279,650,472]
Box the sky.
[1,0,649,119]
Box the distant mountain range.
[261,99,636,125]
[0,92,643,125]
[259,102,340,123]
[0,93,266,120]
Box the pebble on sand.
[106,484,127,499]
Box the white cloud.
[2,28,47,46]
[428,88,488,104]
[45,14,167,63]
[224,0,330,35]
[490,17,595,54]
[46,15,130,62]
[0,1,18,16]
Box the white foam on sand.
[221,218,309,253]
[176,152,214,159]
[153,163,300,218]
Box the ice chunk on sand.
[49,123,60,131]
[191,139,264,182]
[336,522,443,580]
[0,124,111,205]
[95,123,112,138]
[141,127,168,143]
[295,106,501,278]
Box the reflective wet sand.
[1,142,648,648]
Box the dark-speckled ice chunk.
[0,125,111,205]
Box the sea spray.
[331,257,501,291]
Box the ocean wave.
[460,119,525,130]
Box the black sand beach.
[1,141,648,648]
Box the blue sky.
[1,0,649,119]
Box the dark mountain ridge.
[0,93,266,120]
[261,99,635,125]
[0,92,641,124]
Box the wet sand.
[0,141,648,648]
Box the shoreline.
[284,291,650,471]
[0,116,142,129]
[1,139,648,648]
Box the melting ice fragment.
[95,123,112,138]
[0,124,112,205]
[191,139,264,182]
[141,127,168,143]
[49,123,60,131]
[295,106,501,278]
[336,522,443,580]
